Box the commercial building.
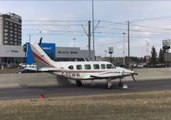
[0,45,25,67]
[0,43,94,68]
[0,13,23,67]
[0,13,22,46]
[26,43,94,64]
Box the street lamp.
[73,38,76,47]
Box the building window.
[93,64,100,69]
[4,25,8,28]
[4,37,8,40]
[4,41,7,43]
[4,33,8,36]
[76,65,82,70]
[84,64,91,70]
[4,29,8,32]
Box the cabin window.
[107,64,114,69]
[68,65,74,70]
[76,65,82,70]
[101,64,106,69]
[84,64,91,70]
[93,64,100,69]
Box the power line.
[23,33,83,36]
[131,16,171,22]
[100,20,127,26]
[131,24,171,31]
[23,24,85,26]
[23,20,88,22]
[0,0,131,1]
[21,19,171,31]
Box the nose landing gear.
[76,80,83,87]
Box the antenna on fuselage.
[39,37,43,46]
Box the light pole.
[29,34,31,42]
[73,38,76,47]
[127,21,130,68]
[122,32,126,65]
[104,50,107,57]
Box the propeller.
[131,66,134,71]
[38,37,43,46]
[132,74,136,82]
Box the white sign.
[162,39,171,47]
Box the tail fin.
[30,43,55,69]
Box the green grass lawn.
[0,91,171,120]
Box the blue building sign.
[26,43,56,65]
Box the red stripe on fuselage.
[33,52,53,67]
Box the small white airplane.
[29,39,138,88]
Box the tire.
[76,80,82,87]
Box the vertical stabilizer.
[30,43,55,69]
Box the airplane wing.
[38,67,59,72]
[90,71,138,80]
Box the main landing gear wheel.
[76,80,83,87]
[106,79,112,89]
[106,83,112,89]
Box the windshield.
[106,64,115,69]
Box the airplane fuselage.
[42,61,134,80]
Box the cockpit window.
[68,65,74,70]
[84,64,91,70]
[76,65,82,70]
[107,64,115,69]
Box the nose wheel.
[119,81,123,87]
[119,78,124,87]
[76,80,83,87]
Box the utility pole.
[128,21,130,68]
[88,21,91,60]
[92,0,95,60]
[122,32,126,66]
[81,21,91,60]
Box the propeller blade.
[132,74,136,82]
[131,67,134,71]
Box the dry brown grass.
[0,69,21,74]
[0,91,171,120]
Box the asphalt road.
[0,79,171,100]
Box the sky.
[1,0,171,57]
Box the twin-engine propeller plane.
[30,39,138,89]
